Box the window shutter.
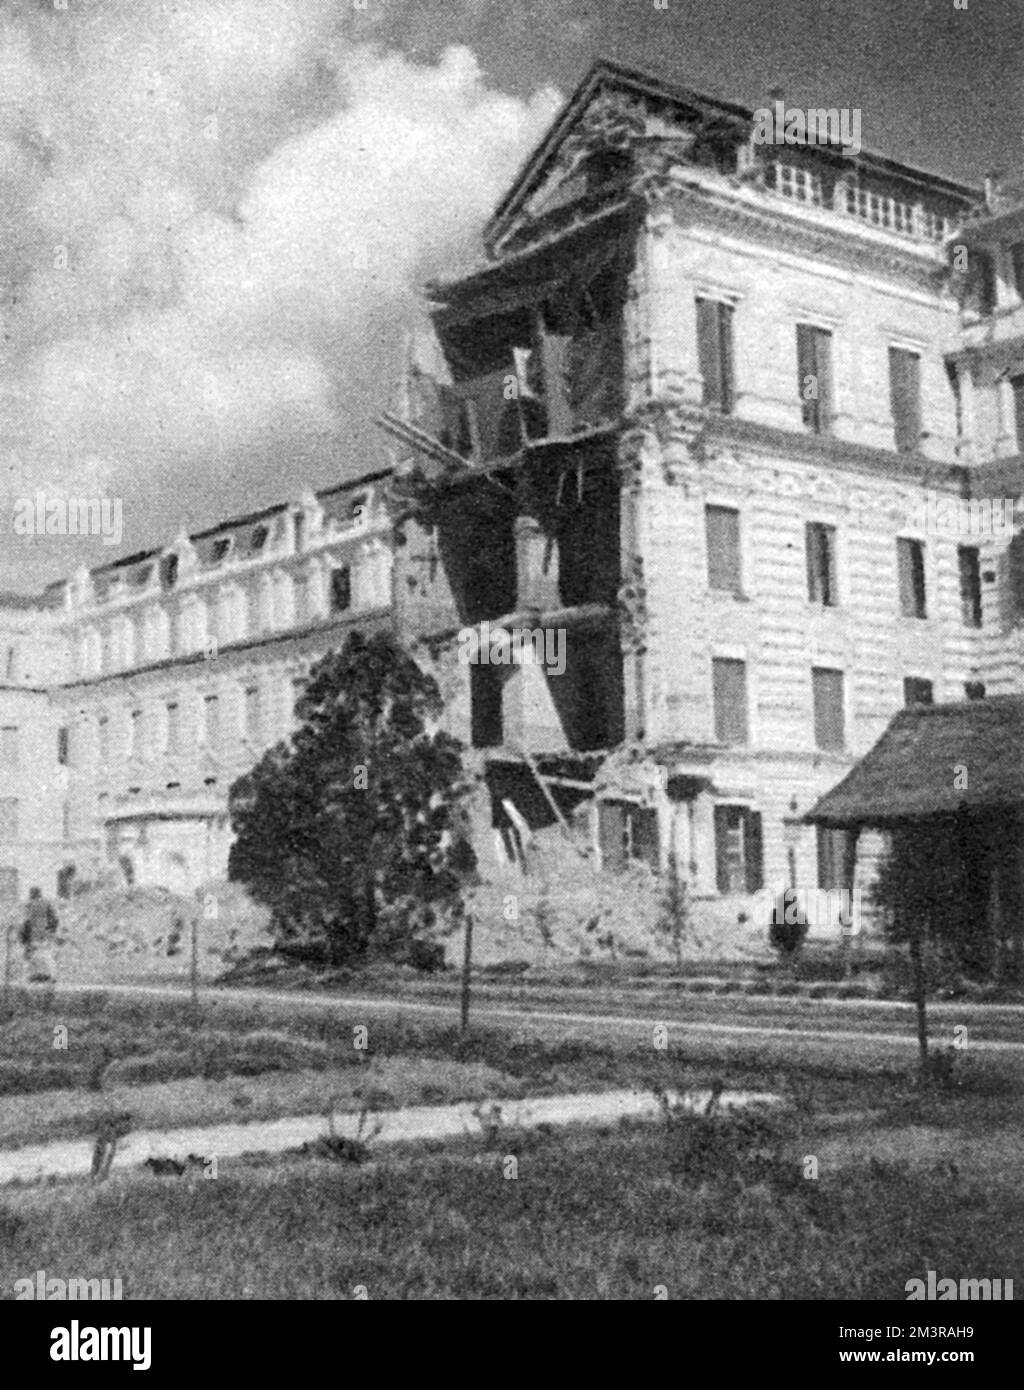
[706,506,741,594]
[796,323,816,428]
[744,811,764,892]
[717,302,735,414]
[696,298,722,408]
[889,348,921,452]
[714,805,731,893]
[1011,377,1024,454]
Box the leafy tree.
[228,630,476,967]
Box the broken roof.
[485,58,981,254]
[805,695,1024,828]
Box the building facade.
[3,60,1024,942]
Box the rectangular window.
[202,695,220,749]
[598,801,660,873]
[958,545,982,628]
[712,658,748,745]
[98,716,110,764]
[330,566,352,613]
[245,686,261,743]
[897,537,927,618]
[817,826,856,893]
[57,726,70,766]
[812,667,845,751]
[889,347,922,453]
[713,805,763,894]
[0,727,18,769]
[696,298,735,413]
[903,677,934,707]
[965,680,986,701]
[166,702,180,753]
[705,505,742,595]
[0,798,18,841]
[806,522,838,606]
[796,324,833,434]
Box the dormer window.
[160,554,178,590]
[774,161,823,206]
[250,524,269,553]
[211,537,232,563]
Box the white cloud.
[0,0,560,589]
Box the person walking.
[20,886,59,983]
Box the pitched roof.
[484,58,981,253]
[805,695,1024,828]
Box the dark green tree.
[228,630,476,967]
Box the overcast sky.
[0,0,1019,593]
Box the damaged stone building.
[380,59,1024,941]
[4,59,1024,954]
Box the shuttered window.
[714,805,763,893]
[796,324,833,433]
[812,667,845,751]
[817,827,856,892]
[806,522,837,606]
[889,347,922,453]
[712,658,748,745]
[705,505,742,595]
[696,298,735,413]
[897,538,927,618]
[958,546,982,628]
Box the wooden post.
[460,912,474,1038]
[190,910,200,1034]
[908,919,929,1073]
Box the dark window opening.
[57,726,69,766]
[696,298,735,414]
[903,676,934,707]
[812,667,845,750]
[706,505,742,595]
[796,323,833,434]
[965,680,986,701]
[712,658,748,745]
[250,524,269,553]
[806,521,838,606]
[160,554,178,590]
[958,545,982,628]
[1005,531,1024,628]
[330,567,351,613]
[714,805,763,893]
[470,665,503,749]
[599,800,659,873]
[889,347,923,454]
[1012,242,1024,299]
[1011,375,1024,453]
[817,827,856,893]
[897,537,927,619]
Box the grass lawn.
[1,1116,1022,1299]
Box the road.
[47,978,1024,1064]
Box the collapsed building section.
[382,207,635,867]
